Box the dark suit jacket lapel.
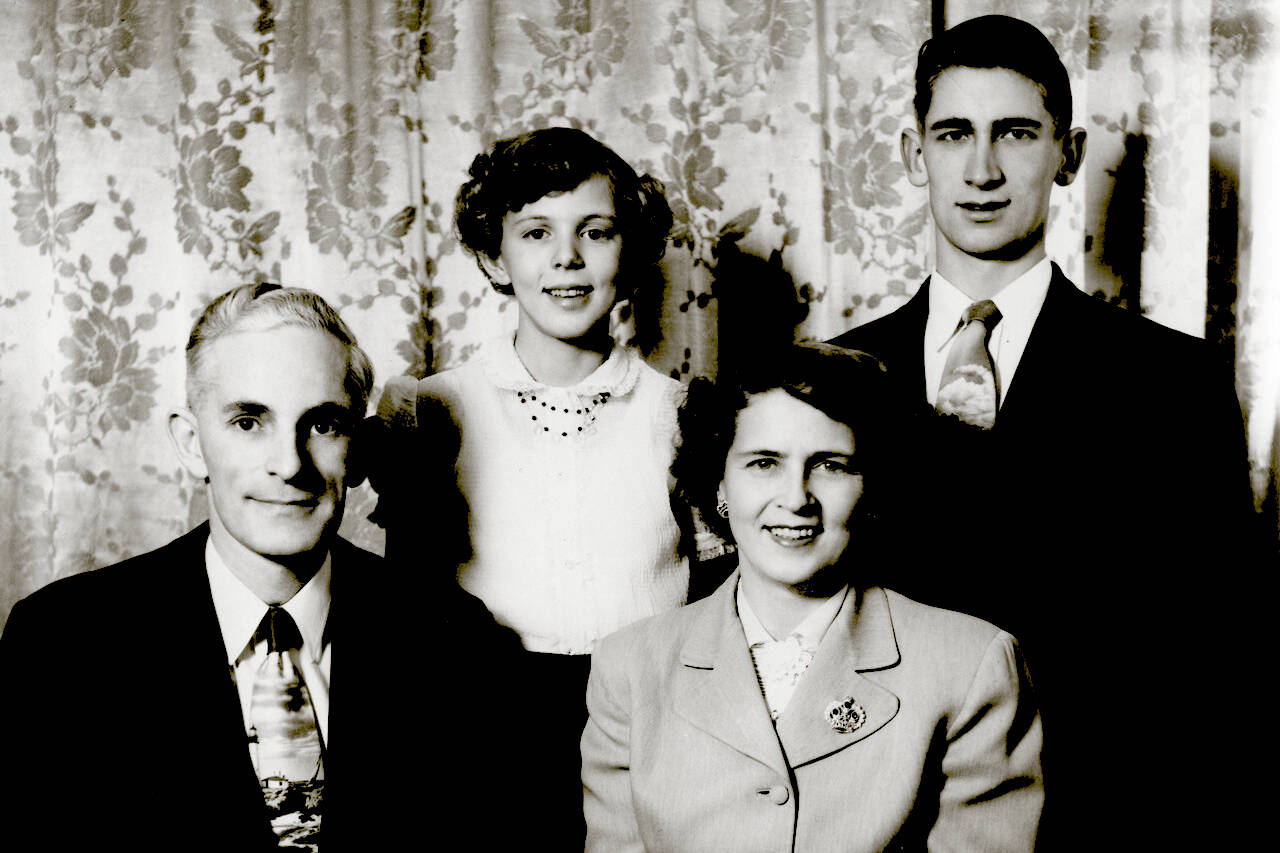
[324,538,413,851]
[774,587,901,768]
[853,280,930,400]
[324,537,373,787]
[673,574,790,778]
[322,539,346,752]
[151,525,272,831]
[995,264,1093,431]
[164,525,262,768]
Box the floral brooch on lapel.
[825,696,867,734]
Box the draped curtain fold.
[1,0,1275,626]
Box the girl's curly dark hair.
[454,127,674,299]
[672,342,905,545]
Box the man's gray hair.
[185,283,374,411]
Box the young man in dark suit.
[0,284,518,851]
[829,16,1256,850]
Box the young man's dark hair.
[914,14,1072,137]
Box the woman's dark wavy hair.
[673,342,904,545]
[454,126,674,299]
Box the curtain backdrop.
[1,0,1275,627]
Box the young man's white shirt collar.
[923,256,1053,407]
[205,537,333,743]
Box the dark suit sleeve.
[1136,328,1257,562]
[0,594,71,837]
[1186,350,1257,549]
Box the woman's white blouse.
[382,335,689,654]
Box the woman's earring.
[715,497,729,518]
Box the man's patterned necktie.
[248,606,324,850]
[936,299,1003,429]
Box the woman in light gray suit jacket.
[582,343,1043,852]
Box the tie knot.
[257,606,303,654]
[963,299,1001,331]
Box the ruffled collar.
[480,333,641,398]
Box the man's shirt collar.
[927,257,1052,343]
[923,257,1053,405]
[205,537,332,665]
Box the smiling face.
[484,174,622,352]
[174,326,359,566]
[718,389,864,598]
[903,66,1083,272]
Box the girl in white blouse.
[371,127,687,847]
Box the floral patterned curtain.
[1,0,1275,628]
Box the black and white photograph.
[0,1,1275,850]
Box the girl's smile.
[482,174,622,362]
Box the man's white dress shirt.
[205,538,333,745]
[924,257,1053,407]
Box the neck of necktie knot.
[258,606,302,654]
[963,299,1002,335]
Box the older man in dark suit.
[829,16,1256,851]
[0,284,520,851]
